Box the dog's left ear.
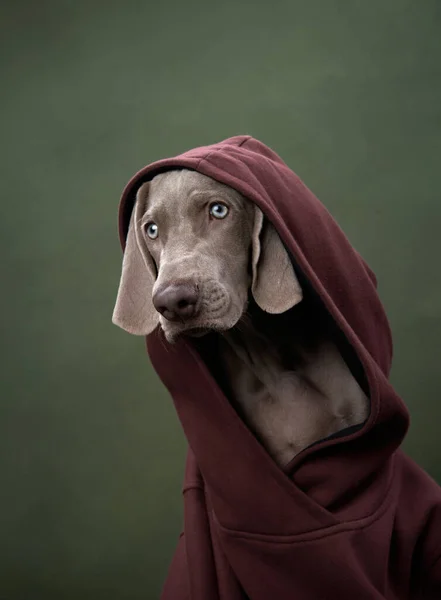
[112,182,159,335]
[251,205,303,313]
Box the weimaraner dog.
[113,169,368,466]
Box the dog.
[113,169,368,466]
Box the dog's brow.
[188,190,225,201]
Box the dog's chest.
[218,336,342,467]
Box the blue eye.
[146,222,158,239]
[209,203,229,219]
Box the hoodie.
[116,135,441,599]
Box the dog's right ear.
[251,205,303,314]
[112,182,159,335]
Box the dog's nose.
[152,283,199,321]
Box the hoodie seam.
[215,499,392,544]
[238,136,251,147]
[195,136,251,170]
[195,150,221,169]
[212,464,396,543]
[183,485,203,493]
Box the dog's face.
[113,169,303,342]
[141,170,254,341]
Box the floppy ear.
[112,182,159,335]
[251,205,303,313]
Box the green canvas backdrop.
[1,1,440,598]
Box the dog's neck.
[216,301,369,467]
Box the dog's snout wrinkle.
[153,282,199,322]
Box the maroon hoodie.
[117,136,441,599]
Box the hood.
[116,135,409,533]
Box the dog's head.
[113,169,302,342]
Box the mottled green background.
[1,0,440,598]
